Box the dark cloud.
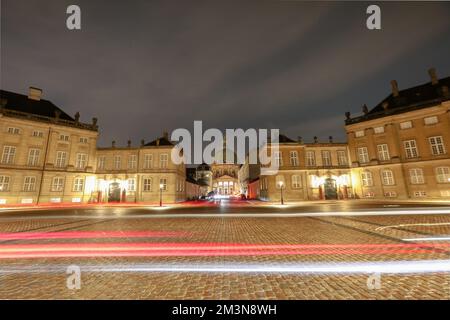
[2,0,450,145]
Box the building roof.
[0,89,74,121]
[144,136,174,147]
[346,74,450,125]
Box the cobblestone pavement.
[0,202,449,299]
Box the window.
[1,146,16,164]
[361,171,373,187]
[364,191,375,198]
[414,191,427,198]
[159,154,168,168]
[377,144,390,161]
[27,148,40,166]
[374,126,385,134]
[128,178,136,192]
[76,153,87,169]
[384,191,397,198]
[128,155,137,169]
[404,140,418,159]
[51,177,64,191]
[275,175,285,189]
[357,147,369,164]
[159,178,167,191]
[97,156,105,170]
[73,177,84,192]
[322,151,332,166]
[355,130,365,138]
[143,154,153,169]
[289,151,299,166]
[0,176,10,192]
[274,151,283,166]
[429,136,446,155]
[337,151,348,166]
[440,190,450,197]
[400,121,412,129]
[305,151,315,166]
[381,170,395,185]
[55,151,67,168]
[79,137,88,144]
[114,155,121,169]
[143,178,152,191]
[424,116,438,125]
[32,130,44,138]
[23,176,36,192]
[436,167,450,183]
[291,175,301,189]
[59,134,69,141]
[7,127,20,134]
[409,168,425,184]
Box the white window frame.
[114,155,121,170]
[73,177,84,192]
[1,146,16,164]
[0,175,11,192]
[377,144,390,161]
[143,178,152,191]
[355,130,365,138]
[436,167,450,183]
[128,155,137,170]
[322,150,332,166]
[159,154,168,169]
[361,171,373,187]
[381,170,395,186]
[429,136,446,156]
[143,154,153,169]
[400,121,412,130]
[357,147,369,164]
[404,140,419,159]
[289,151,299,166]
[373,126,385,134]
[128,178,136,192]
[23,176,36,192]
[160,178,167,191]
[409,168,425,185]
[55,151,67,168]
[291,175,301,189]
[305,151,315,166]
[76,153,87,169]
[424,116,438,125]
[97,156,106,170]
[51,177,65,192]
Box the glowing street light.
[159,183,164,207]
[278,181,284,205]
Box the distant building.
[345,68,450,200]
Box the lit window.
[27,148,40,166]
[289,151,299,166]
[355,130,365,137]
[114,155,121,169]
[429,136,446,155]
[274,151,283,166]
[51,177,64,191]
[1,146,16,164]
[305,151,315,166]
[275,175,285,189]
[377,144,390,161]
[55,151,67,168]
[409,168,424,184]
[337,150,348,166]
[97,156,106,170]
[23,176,36,192]
[424,116,438,125]
[414,191,427,198]
[159,154,168,168]
[128,155,137,169]
[361,171,373,187]
[357,147,369,164]
[143,154,153,169]
[7,127,20,134]
[436,167,450,183]
[128,178,136,191]
[404,140,418,159]
[400,121,412,129]
[0,176,11,192]
[291,175,301,189]
[322,151,332,166]
[373,126,385,134]
[384,191,397,198]
[76,153,88,169]
[364,191,375,198]
[73,177,84,192]
[160,178,167,191]
[381,170,395,186]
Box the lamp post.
[278,181,284,205]
[159,183,164,207]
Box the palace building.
[345,68,450,200]
[1,67,449,205]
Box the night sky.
[1,1,450,146]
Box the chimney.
[74,112,80,123]
[163,131,169,140]
[156,139,160,146]
[390,80,399,97]
[329,136,333,143]
[382,101,389,110]
[92,117,98,126]
[127,140,131,148]
[297,136,303,144]
[28,87,42,101]
[428,68,438,85]
[141,139,145,147]
[313,136,318,143]
[345,111,351,120]
[112,140,116,148]
[362,104,368,114]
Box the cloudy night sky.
[1,0,450,146]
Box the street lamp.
[159,183,164,207]
[278,181,284,205]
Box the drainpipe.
[36,126,52,204]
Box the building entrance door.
[108,182,121,202]
[324,178,338,200]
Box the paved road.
[0,200,449,299]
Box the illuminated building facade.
[345,69,450,200]
[258,135,353,201]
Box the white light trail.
[403,237,450,242]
